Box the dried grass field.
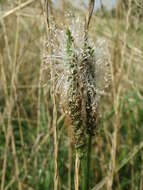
[0,1,143,190]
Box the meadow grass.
[0,1,143,190]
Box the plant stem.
[82,134,92,190]
[75,151,80,190]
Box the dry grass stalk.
[75,151,80,190]
[92,141,143,190]
[43,1,59,189]
[107,0,133,189]
[0,0,35,19]
[0,1,23,189]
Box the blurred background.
[0,0,143,190]
[52,0,116,10]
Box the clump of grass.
[0,1,143,190]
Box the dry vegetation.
[0,0,143,190]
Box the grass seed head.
[44,16,111,156]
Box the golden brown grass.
[0,1,143,190]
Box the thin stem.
[0,0,35,19]
[86,0,95,31]
[87,135,92,188]
[75,151,80,190]
[82,135,92,190]
[45,1,58,189]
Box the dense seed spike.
[44,16,111,156]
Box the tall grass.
[0,0,143,190]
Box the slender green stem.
[66,28,72,56]
[82,134,92,190]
